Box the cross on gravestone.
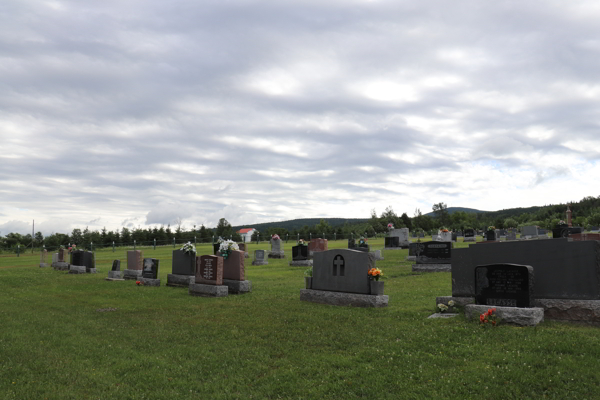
[333,255,345,277]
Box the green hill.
[233,218,368,232]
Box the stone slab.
[251,260,269,265]
[69,265,87,274]
[123,269,142,280]
[289,260,313,267]
[167,274,194,288]
[300,289,388,308]
[428,313,459,319]
[464,304,544,326]
[535,299,600,323]
[105,277,125,281]
[222,279,251,294]
[312,249,375,294]
[53,262,69,271]
[139,277,161,287]
[87,268,97,274]
[268,251,285,259]
[172,250,196,276]
[39,263,48,268]
[412,264,451,272]
[107,271,122,279]
[189,283,229,297]
[436,296,475,313]
[405,256,416,262]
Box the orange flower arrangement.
[480,308,498,326]
[136,280,142,286]
[368,268,383,281]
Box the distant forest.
[2,195,600,251]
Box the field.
[1,239,600,399]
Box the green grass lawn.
[1,239,600,399]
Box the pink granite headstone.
[221,250,245,281]
[308,238,328,253]
[196,255,223,285]
[127,250,143,270]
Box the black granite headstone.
[142,258,159,279]
[475,264,534,307]
[292,245,309,261]
[464,229,475,238]
[485,231,497,241]
[347,239,355,249]
[415,241,451,264]
[111,260,120,271]
[385,237,400,248]
[172,250,196,275]
[552,226,584,239]
[71,250,95,271]
[408,243,419,256]
[213,243,220,255]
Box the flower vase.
[305,277,312,289]
[370,280,384,295]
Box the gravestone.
[167,249,196,287]
[384,237,400,248]
[142,258,159,279]
[464,229,476,242]
[300,249,388,307]
[268,238,285,258]
[385,229,410,249]
[485,230,497,241]
[58,248,67,262]
[372,250,384,260]
[70,250,96,273]
[412,241,451,272]
[39,249,48,268]
[437,231,452,242]
[196,255,223,285]
[521,225,538,238]
[506,231,517,241]
[106,260,123,280]
[252,249,268,266]
[308,238,328,257]
[52,251,69,270]
[450,239,600,322]
[290,245,312,266]
[219,250,251,293]
[552,226,583,239]
[124,250,143,280]
[451,232,458,242]
[238,243,249,258]
[189,255,228,297]
[213,243,220,255]
[475,264,534,307]
[419,232,425,238]
[348,239,355,249]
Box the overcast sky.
[1,0,600,236]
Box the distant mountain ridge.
[232,218,369,232]
[423,207,489,217]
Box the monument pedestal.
[106,271,123,280]
[53,262,69,271]
[139,277,160,287]
[166,274,194,288]
[289,259,313,267]
[189,283,229,297]
[465,304,544,326]
[268,251,285,259]
[412,264,451,272]
[300,289,388,308]
[69,265,86,274]
[222,279,252,294]
[123,269,142,280]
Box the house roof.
[238,228,255,234]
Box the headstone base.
[405,256,416,262]
[251,260,269,265]
[463,237,477,242]
[300,289,388,308]
[412,264,451,272]
[39,263,48,268]
[189,283,229,297]
[268,251,285,259]
[87,268,97,274]
[245,252,249,259]
[465,304,544,326]
[222,279,252,294]
[166,274,194,288]
[105,277,125,281]
[123,269,143,280]
[289,260,313,267]
[107,271,123,279]
[69,265,86,274]
[371,251,384,260]
[53,262,69,271]
[139,277,161,287]
[535,299,600,323]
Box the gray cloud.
[1,1,600,235]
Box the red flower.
[480,314,485,322]
[136,281,141,285]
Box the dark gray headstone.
[464,229,475,238]
[408,243,419,256]
[485,231,497,241]
[71,250,95,271]
[292,245,309,261]
[312,249,374,294]
[452,239,600,300]
[172,250,196,275]
[348,239,355,249]
[142,258,159,279]
[255,249,265,261]
[213,243,220,255]
[415,241,451,264]
[385,237,400,248]
[475,264,534,307]
[111,260,121,271]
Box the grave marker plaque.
[142,258,159,279]
[196,255,223,285]
[292,245,309,261]
[415,241,451,264]
[475,264,534,307]
[485,230,497,241]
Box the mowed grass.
[1,240,600,399]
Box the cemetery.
[2,233,600,399]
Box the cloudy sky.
[1,0,600,236]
